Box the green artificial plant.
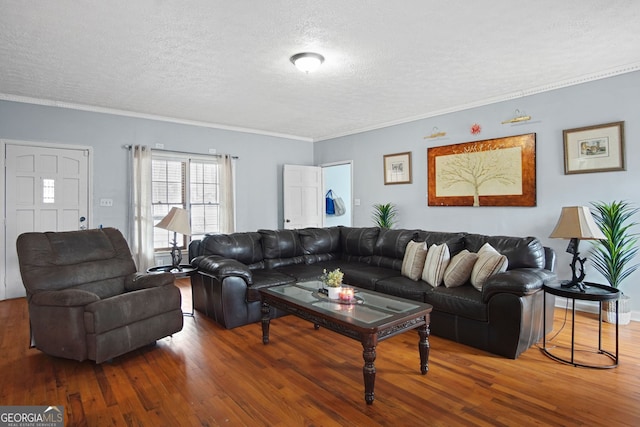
[372,203,398,229]
[590,200,640,289]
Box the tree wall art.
[427,133,536,207]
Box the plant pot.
[327,286,342,300]
[602,293,631,325]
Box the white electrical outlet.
[354,198,361,206]
[100,198,113,207]
[209,148,217,154]
[155,143,164,149]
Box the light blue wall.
[315,71,640,313]
[0,100,314,233]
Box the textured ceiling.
[2,1,640,141]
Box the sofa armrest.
[31,289,100,307]
[482,268,556,303]
[125,272,175,291]
[194,255,253,285]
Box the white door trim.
[1,139,94,300]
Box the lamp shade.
[549,206,606,240]
[155,207,191,236]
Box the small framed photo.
[563,121,625,174]
[383,151,412,185]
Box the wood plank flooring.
[1,279,639,426]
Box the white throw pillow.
[470,243,508,291]
[421,243,450,287]
[401,240,428,281]
[443,249,479,288]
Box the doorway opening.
[322,162,352,227]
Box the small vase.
[327,286,342,300]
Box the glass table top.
[266,280,424,324]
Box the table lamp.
[549,206,606,291]
[155,207,191,270]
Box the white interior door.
[3,143,90,300]
[283,164,323,229]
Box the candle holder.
[339,287,355,302]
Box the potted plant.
[372,203,398,229]
[321,268,344,299]
[590,200,639,325]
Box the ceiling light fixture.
[290,52,324,73]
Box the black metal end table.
[542,281,619,369]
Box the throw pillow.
[443,249,479,288]
[401,240,428,281]
[470,243,508,291]
[421,243,451,287]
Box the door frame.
[1,139,94,300]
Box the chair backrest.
[16,227,137,299]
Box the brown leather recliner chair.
[16,227,183,363]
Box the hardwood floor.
[1,279,639,426]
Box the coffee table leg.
[261,302,271,344]
[362,334,378,405]
[418,321,430,375]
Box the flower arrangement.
[321,268,344,288]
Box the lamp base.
[560,280,588,292]
[169,235,183,270]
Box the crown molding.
[0,94,313,142]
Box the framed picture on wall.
[563,121,625,174]
[427,133,536,207]
[383,151,412,185]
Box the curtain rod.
[123,145,238,159]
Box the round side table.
[147,264,197,315]
[542,281,619,368]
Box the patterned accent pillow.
[401,240,428,281]
[443,249,479,288]
[470,243,508,291]
[421,243,450,287]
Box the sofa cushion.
[245,270,296,301]
[416,231,467,257]
[401,240,428,281]
[370,229,420,270]
[375,229,419,257]
[259,229,304,259]
[200,232,264,266]
[421,243,451,287]
[298,227,341,264]
[464,234,545,269]
[443,249,479,288]
[425,285,488,322]
[338,262,397,290]
[340,227,379,258]
[470,243,508,291]
[375,276,433,302]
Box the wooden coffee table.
[259,280,433,404]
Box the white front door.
[283,164,323,229]
[3,143,90,300]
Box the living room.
[1,2,640,425]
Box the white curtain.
[219,154,236,233]
[128,145,154,271]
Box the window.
[152,153,221,251]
